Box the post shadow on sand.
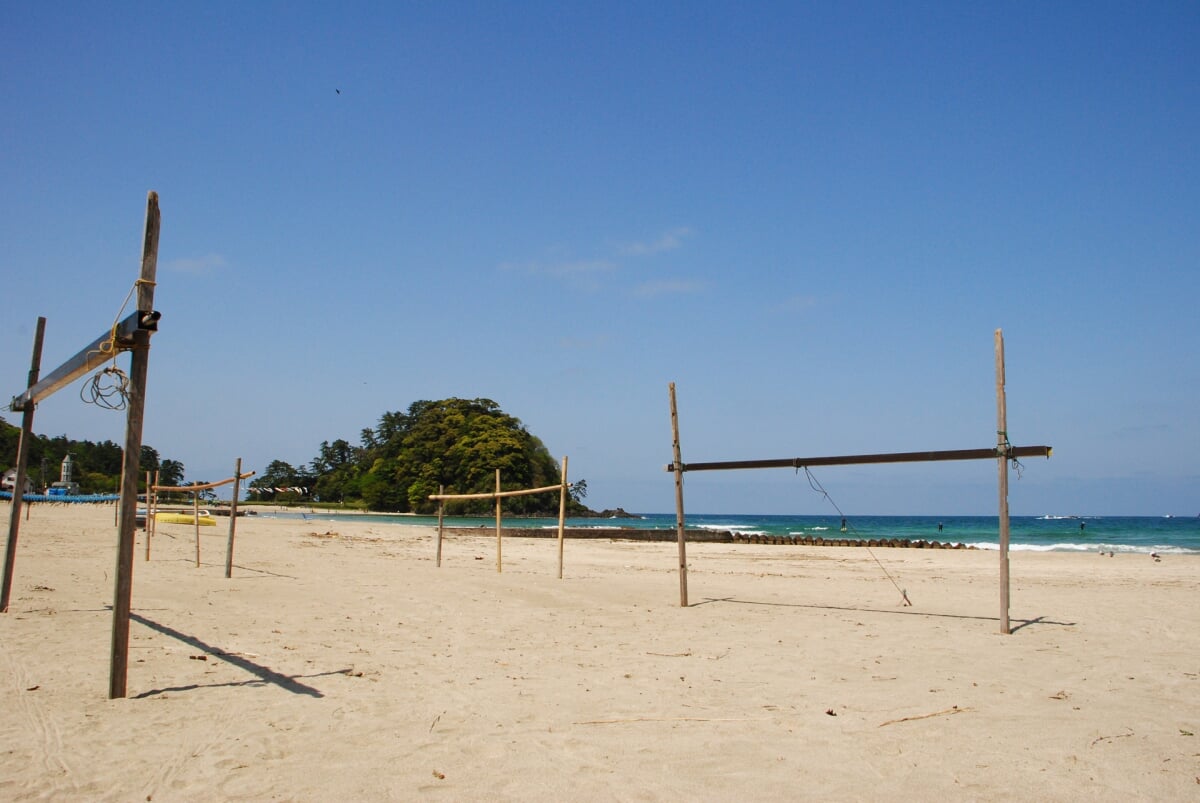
[128,611,341,698]
[692,597,1075,630]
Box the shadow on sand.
[129,611,348,699]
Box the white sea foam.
[967,541,1199,555]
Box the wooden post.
[995,329,1011,635]
[146,472,155,559]
[436,485,444,567]
[495,469,502,573]
[143,471,151,561]
[557,456,568,579]
[150,470,159,549]
[193,492,201,568]
[669,383,688,607]
[225,457,241,578]
[109,190,160,700]
[143,472,151,533]
[1,317,46,613]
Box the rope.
[800,467,912,606]
[86,281,141,363]
[79,279,150,409]
[80,365,130,410]
[997,430,1025,478]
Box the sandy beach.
[1,503,1197,801]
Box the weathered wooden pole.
[495,469,502,573]
[110,190,160,700]
[557,456,568,579]
[225,457,242,578]
[995,329,1011,635]
[669,383,688,607]
[146,470,159,559]
[143,471,151,561]
[193,492,201,568]
[143,472,151,532]
[1,317,46,613]
[436,485,444,567]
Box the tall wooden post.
[557,456,568,579]
[192,491,201,567]
[110,191,160,699]
[150,470,159,549]
[669,383,688,607]
[143,471,152,561]
[225,457,242,578]
[996,329,1011,635]
[143,472,151,534]
[1,317,46,613]
[436,485,444,567]
[495,469,503,573]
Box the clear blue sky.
[3,3,1197,515]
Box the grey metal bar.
[9,310,158,411]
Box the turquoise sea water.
[269,511,1200,555]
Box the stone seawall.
[445,527,973,549]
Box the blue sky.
[3,3,1197,515]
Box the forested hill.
[0,416,183,493]
[250,398,588,516]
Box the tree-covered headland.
[250,398,589,516]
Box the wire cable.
[800,466,912,606]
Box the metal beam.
[667,445,1052,473]
[9,310,159,411]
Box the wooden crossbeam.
[667,445,1052,473]
[153,471,255,493]
[428,482,567,501]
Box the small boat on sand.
[155,510,217,526]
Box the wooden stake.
[996,329,1011,635]
[110,190,160,699]
[193,492,201,568]
[143,471,151,561]
[1,317,46,613]
[225,457,241,578]
[557,456,568,579]
[495,469,502,573]
[436,485,444,567]
[149,470,159,556]
[669,383,688,607]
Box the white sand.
[1,503,1197,800]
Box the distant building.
[2,468,34,495]
[46,454,81,496]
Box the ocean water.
[270,510,1200,555]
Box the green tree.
[250,459,315,503]
[159,459,185,488]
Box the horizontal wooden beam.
[666,445,1052,473]
[429,482,567,502]
[153,471,256,493]
[10,310,160,411]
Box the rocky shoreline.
[446,526,974,549]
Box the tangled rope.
[81,365,130,410]
[79,278,154,410]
